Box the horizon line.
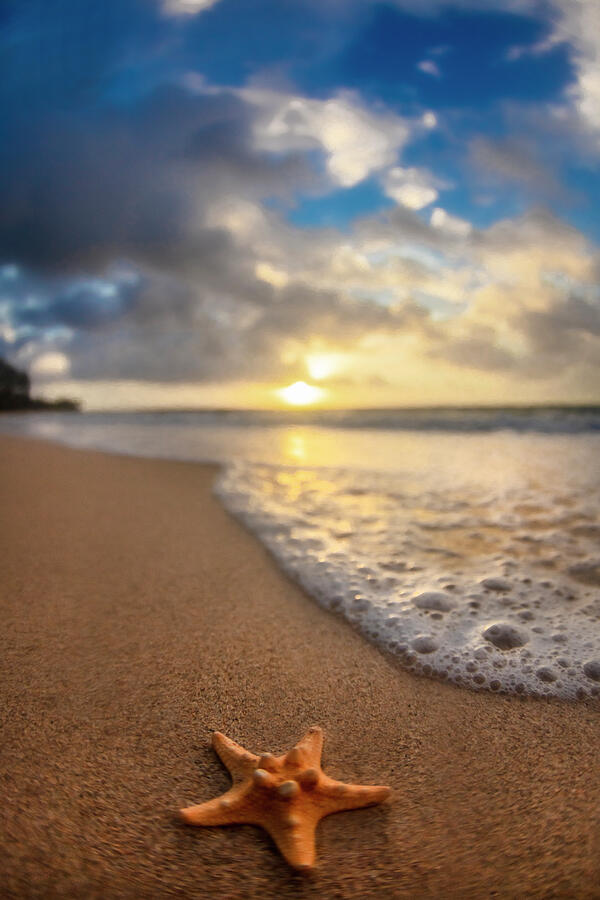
[70,402,600,414]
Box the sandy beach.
[1,433,599,899]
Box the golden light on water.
[277,381,327,406]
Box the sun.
[277,381,327,406]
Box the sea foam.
[216,457,600,700]
[2,410,599,699]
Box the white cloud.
[417,59,441,77]
[245,89,411,187]
[430,207,472,236]
[511,0,600,143]
[30,352,70,378]
[162,0,221,16]
[505,31,562,61]
[0,323,16,343]
[206,197,269,240]
[255,261,289,288]
[382,166,444,209]
[548,1,600,128]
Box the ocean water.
[2,407,599,700]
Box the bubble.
[536,667,557,683]
[482,623,528,651]
[518,610,535,621]
[351,595,369,612]
[568,562,600,586]
[583,661,600,682]
[412,591,456,612]
[481,577,512,592]
[411,635,438,654]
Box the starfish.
[179,726,391,870]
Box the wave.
[83,406,600,433]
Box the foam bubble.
[483,623,528,651]
[536,667,557,683]
[216,440,600,701]
[413,592,456,612]
[583,661,600,682]
[412,636,439,654]
[481,577,512,592]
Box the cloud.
[430,207,472,236]
[1,0,598,405]
[161,0,221,15]
[368,0,600,148]
[255,261,289,288]
[417,59,442,77]
[470,137,546,184]
[547,0,600,141]
[29,352,71,378]
[244,88,412,187]
[382,166,447,210]
[468,135,569,202]
[4,199,599,404]
[505,31,562,62]
[0,84,312,272]
[501,0,600,146]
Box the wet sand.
[1,434,599,899]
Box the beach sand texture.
[1,434,599,899]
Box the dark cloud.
[436,330,517,371]
[516,293,600,373]
[1,253,434,384]
[469,136,565,200]
[476,206,585,253]
[61,275,426,383]
[0,85,312,272]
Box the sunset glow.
[305,353,342,381]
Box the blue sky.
[0,0,599,407]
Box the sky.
[0,0,599,409]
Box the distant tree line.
[0,358,79,411]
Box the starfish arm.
[212,731,258,779]
[319,778,391,815]
[287,725,324,767]
[180,788,252,826]
[267,818,317,871]
[179,725,390,870]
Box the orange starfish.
[179,726,391,870]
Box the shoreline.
[1,434,599,898]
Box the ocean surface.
[2,407,599,700]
